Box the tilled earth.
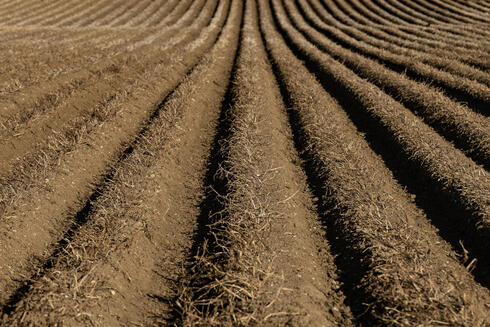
[0,0,489,326]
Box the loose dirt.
[0,0,489,326]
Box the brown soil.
[0,0,489,326]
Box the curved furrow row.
[351,0,414,25]
[15,0,88,27]
[0,0,41,22]
[301,0,490,111]
[286,0,490,169]
[0,29,160,94]
[2,0,78,27]
[88,0,142,27]
[0,26,101,45]
[399,21,490,45]
[108,0,174,28]
[432,0,489,17]
[389,0,470,24]
[346,0,399,25]
[142,0,182,27]
[335,0,490,46]
[454,0,490,13]
[411,0,490,24]
[275,0,490,290]
[122,0,167,27]
[428,24,490,44]
[429,0,490,23]
[386,25,490,59]
[330,0,408,25]
[108,0,155,27]
[16,1,211,77]
[379,0,490,28]
[364,0,428,25]
[388,0,453,23]
[0,0,228,307]
[308,0,490,87]
[318,0,490,67]
[261,1,490,325]
[0,2,240,326]
[369,0,427,26]
[367,4,490,45]
[0,0,221,190]
[0,0,216,137]
[33,1,102,27]
[0,0,488,326]
[72,0,131,27]
[55,0,122,27]
[158,0,196,27]
[0,0,26,15]
[360,0,413,25]
[177,1,354,326]
[342,25,490,71]
[0,0,66,25]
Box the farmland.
[0,0,489,326]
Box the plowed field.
[0,0,489,326]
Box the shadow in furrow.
[0,64,201,316]
[269,2,490,290]
[295,9,490,173]
[162,8,245,326]
[187,0,245,262]
[259,6,371,324]
[296,2,490,116]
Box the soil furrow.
[413,0,487,24]
[0,39,199,179]
[5,0,78,26]
[338,0,490,48]
[75,0,131,27]
[119,0,160,27]
[160,0,195,27]
[382,0,444,24]
[0,30,156,95]
[347,0,490,46]
[126,0,169,27]
[390,0,462,24]
[299,0,490,115]
[285,0,490,168]
[109,0,154,27]
[454,0,490,13]
[361,0,413,25]
[0,0,29,16]
[90,0,142,27]
[429,0,490,23]
[178,1,355,325]
[345,0,395,25]
[56,0,119,27]
[18,0,87,27]
[0,1,229,307]
[368,0,430,24]
[0,2,240,325]
[0,1,488,326]
[273,0,490,290]
[319,0,490,66]
[123,0,163,27]
[35,1,101,27]
[0,0,217,141]
[0,0,66,26]
[308,0,490,87]
[142,0,182,27]
[441,0,490,18]
[265,0,490,325]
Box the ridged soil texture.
[0,0,489,326]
